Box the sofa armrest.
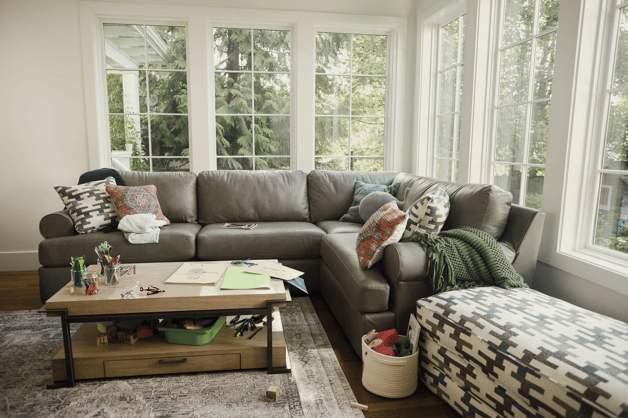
[39,211,76,239]
[382,241,432,333]
[499,204,546,282]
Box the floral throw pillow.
[402,188,450,240]
[106,185,170,225]
[55,176,118,234]
[340,181,400,223]
[356,201,409,269]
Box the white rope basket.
[361,334,419,398]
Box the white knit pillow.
[402,188,450,239]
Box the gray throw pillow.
[340,181,400,223]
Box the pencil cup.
[82,272,99,295]
[104,265,120,286]
[71,267,86,291]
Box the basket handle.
[373,355,408,365]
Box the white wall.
[0,0,89,270]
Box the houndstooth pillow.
[402,188,450,239]
[55,177,118,234]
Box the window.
[104,24,189,172]
[213,28,291,170]
[491,0,559,208]
[594,4,628,254]
[314,32,387,171]
[433,15,465,182]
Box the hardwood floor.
[0,271,458,417]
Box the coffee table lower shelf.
[52,321,288,382]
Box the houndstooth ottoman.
[416,287,628,418]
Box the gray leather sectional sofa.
[38,169,545,355]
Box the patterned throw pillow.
[340,181,400,223]
[402,188,450,240]
[55,176,118,234]
[356,201,409,269]
[106,185,170,225]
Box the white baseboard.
[0,251,40,271]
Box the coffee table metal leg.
[266,300,290,375]
[47,309,75,389]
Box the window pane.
[534,32,556,100]
[217,157,253,170]
[150,115,188,156]
[494,164,522,203]
[107,71,147,114]
[525,167,544,209]
[255,157,290,170]
[147,26,187,70]
[104,24,146,69]
[496,105,527,162]
[315,75,350,115]
[153,158,190,172]
[438,68,457,114]
[613,8,628,89]
[352,76,385,116]
[148,71,188,114]
[253,30,290,72]
[594,173,628,253]
[538,0,560,34]
[529,101,550,164]
[440,19,459,70]
[604,91,628,170]
[435,159,453,181]
[437,115,455,158]
[254,73,290,114]
[254,116,290,156]
[213,28,252,71]
[315,157,348,170]
[215,72,252,114]
[315,116,349,156]
[502,0,534,46]
[351,158,383,171]
[352,117,384,157]
[352,34,386,75]
[109,114,147,152]
[499,42,531,104]
[216,115,252,157]
[316,32,351,74]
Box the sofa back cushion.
[393,173,512,239]
[120,171,198,223]
[198,170,309,224]
[308,170,399,223]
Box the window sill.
[545,248,628,297]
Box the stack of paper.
[244,261,303,281]
[165,263,228,285]
[220,267,271,290]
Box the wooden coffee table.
[43,261,291,388]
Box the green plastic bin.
[157,316,226,346]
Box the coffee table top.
[45,261,289,316]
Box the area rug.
[0,297,364,418]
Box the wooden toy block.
[266,385,280,402]
[96,333,108,347]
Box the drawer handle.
[158,358,187,365]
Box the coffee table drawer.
[104,353,241,377]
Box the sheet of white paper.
[245,261,303,281]
[165,262,228,285]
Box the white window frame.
[78,1,406,173]
[541,0,628,297]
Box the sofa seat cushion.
[38,223,200,267]
[315,220,363,234]
[320,233,390,313]
[417,287,628,418]
[197,222,324,260]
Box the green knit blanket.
[402,226,527,293]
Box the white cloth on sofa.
[117,213,166,244]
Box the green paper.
[220,267,271,290]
